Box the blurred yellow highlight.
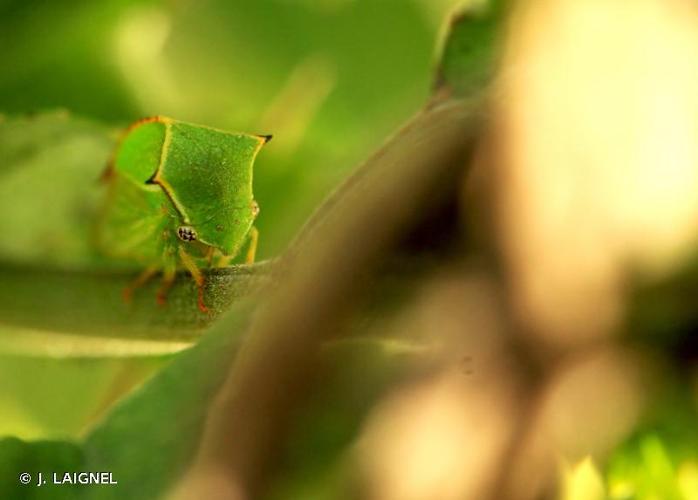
[493,0,698,347]
[559,456,605,500]
[114,6,181,115]
[356,370,515,500]
[678,462,698,500]
[257,55,336,159]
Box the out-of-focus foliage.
[0,314,239,500]
[559,427,698,500]
[560,457,605,500]
[489,0,698,497]
[0,112,112,268]
[0,438,83,500]
[0,0,459,257]
[608,435,697,499]
[80,317,241,500]
[1,0,697,499]
[0,0,464,443]
[436,0,505,98]
[605,408,698,500]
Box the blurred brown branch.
[169,97,484,499]
[170,1,698,497]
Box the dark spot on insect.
[259,134,273,143]
[177,226,197,242]
[215,224,224,232]
[251,200,260,217]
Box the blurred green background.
[1,0,460,257]
[2,2,698,499]
[0,0,462,440]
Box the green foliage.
[0,0,455,258]
[435,0,506,99]
[605,403,698,500]
[607,433,698,500]
[0,437,83,500]
[7,2,694,500]
[0,1,504,498]
[0,316,241,499]
[0,0,148,120]
[0,111,113,269]
[80,317,242,500]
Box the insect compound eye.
[177,225,197,242]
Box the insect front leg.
[178,246,209,314]
[205,245,215,266]
[122,266,159,304]
[156,261,177,307]
[213,226,259,267]
[245,226,259,264]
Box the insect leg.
[245,226,259,264]
[156,263,177,307]
[214,251,233,268]
[205,245,215,266]
[178,246,209,313]
[211,226,259,268]
[122,266,159,304]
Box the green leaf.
[0,316,241,499]
[0,327,431,500]
[0,1,142,121]
[606,401,698,500]
[0,437,84,500]
[0,113,271,354]
[79,314,242,500]
[0,111,113,268]
[434,0,506,100]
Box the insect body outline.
[97,116,270,312]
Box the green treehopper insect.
[97,116,270,313]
